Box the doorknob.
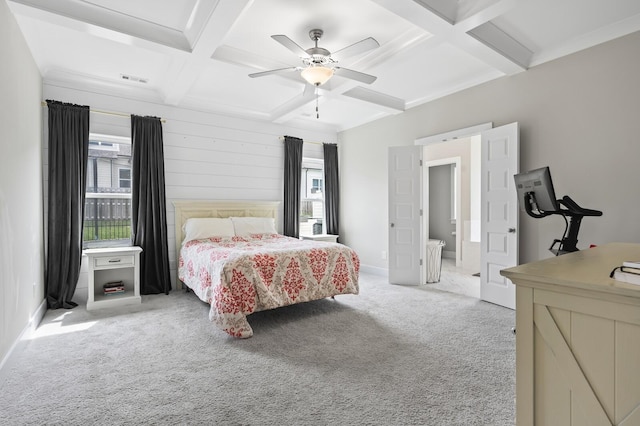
[390,223,395,228]
[508,227,516,233]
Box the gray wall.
[428,164,455,254]
[0,1,45,368]
[339,30,640,269]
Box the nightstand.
[83,246,142,310]
[301,234,339,243]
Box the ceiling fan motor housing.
[305,29,333,66]
[304,50,333,66]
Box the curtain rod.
[41,101,166,123]
[279,136,329,146]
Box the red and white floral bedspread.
[178,234,360,338]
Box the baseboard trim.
[442,250,456,259]
[0,298,47,381]
[360,264,389,277]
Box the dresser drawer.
[94,255,135,268]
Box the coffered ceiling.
[7,0,640,131]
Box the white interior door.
[480,122,519,309]
[388,146,423,285]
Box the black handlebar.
[558,196,602,217]
[523,193,602,254]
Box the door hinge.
[420,259,423,266]
[419,159,423,166]
[420,209,423,216]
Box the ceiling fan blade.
[332,37,380,60]
[249,67,299,78]
[271,35,311,58]
[333,67,377,84]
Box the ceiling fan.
[249,29,379,87]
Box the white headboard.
[172,200,280,287]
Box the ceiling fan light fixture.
[301,66,334,86]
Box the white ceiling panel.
[370,41,503,104]
[8,0,640,131]
[188,61,305,114]
[491,0,640,57]
[83,0,199,31]
[13,13,170,88]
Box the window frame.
[84,133,133,249]
[118,167,131,189]
[300,158,325,237]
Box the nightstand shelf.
[84,246,142,311]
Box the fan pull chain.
[315,83,320,119]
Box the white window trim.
[84,133,133,248]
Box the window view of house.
[300,158,324,237]
[84,135,132,248]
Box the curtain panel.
[45,100,90,309]
[131,115,171,294]
[323,143,340,238]
[283,136,303,238]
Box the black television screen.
[514,166,559,213]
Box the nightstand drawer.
[94,255,135,268]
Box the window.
[311,178,323,194]
[84,134,132,248]
[119,168,131,189]
[300,158,325,237]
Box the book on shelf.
[103,282,125,295]
[103,280,124,289]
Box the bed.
[174,201,360,338]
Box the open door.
[480,122,519,309]
[388,146,423,285]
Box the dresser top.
[83,246,142,256]
[501,242,640,299]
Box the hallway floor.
[425,258,480,299]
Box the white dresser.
[501,243,640,426]
[83,246,142,311]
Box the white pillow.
[183,218,235,243]
[230,217,277,236]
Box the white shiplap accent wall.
[43,82,337,292]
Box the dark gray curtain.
[323,143,340,238]
[45,100,89,309]
[131,115,171,294]
[283,136,303,238]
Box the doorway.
[416,122,519,309]
[428,163,457,261]
[423,136,481,274]
[389,122,519,308]
[425,156,481,298]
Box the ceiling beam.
[8,0,191,51]
[7,0,185,55]
[371,0,528,74]
[466,22,532,69]
[455,0,518,32]
[161,0,253,105]
[342,87,405,112]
